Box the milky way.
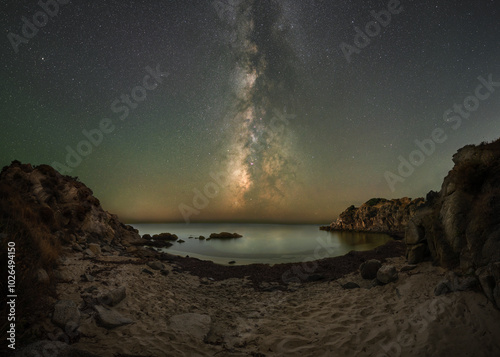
[216,0,301,213]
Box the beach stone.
[142,268,154,275]
[377,265,398,284]
[147,261,165,270]
[342,282,360,289]
[228,261,236,265]
[360,259,382,279]
[199,235,205,240]
[52,300,80,330]
[88,243,101,256]
[169,313,211,340]
[100,286,126,307]
[94,305,133,329]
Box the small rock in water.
[177,239,185,243]
[199,236,205,240]
[228,261,236,265]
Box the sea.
[131,223,392,266]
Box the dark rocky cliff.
[405,139,500,308]
[321,197,425,238]
[406,140,500,268]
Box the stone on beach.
[377,265,398,284]
[359,259,382,279]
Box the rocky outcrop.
[322,197,425,238]
[0,161,142,248]
[209,232,243,239]
[405,140,500,269]
[405,139,500,307]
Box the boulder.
[52,300,80,330]
[377,265,398,284]
[99,286,126,307]
[359,259,382,280]
[169,313,211,340]
[94,305,133,329]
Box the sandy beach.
[30,245,500,357]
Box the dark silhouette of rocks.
[209,232,243,239]
[321,197,425,238]
[404,139,500,308]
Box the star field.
[1,0,499,223]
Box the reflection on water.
[132,223,392,265]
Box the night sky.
[1,0,499,223]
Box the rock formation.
[0,161,142,248]
[405,139,500,308]
[321,197,425,238]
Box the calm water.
[132,223,392,265]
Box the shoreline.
[128,239,406,289]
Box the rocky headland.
[321,197,425,238]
